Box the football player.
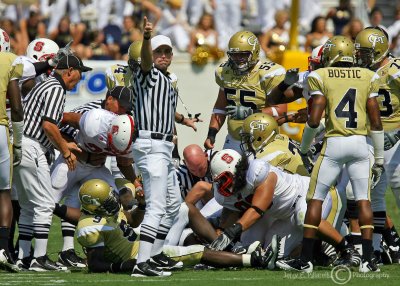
[208,149,359,267]
[277,36,383,273]
[204,30,287,154]
[354,26,400,262]
[75,179,280,275]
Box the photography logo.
[331,265,351,284]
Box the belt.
[138,130,174,142]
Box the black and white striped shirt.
[23,73,67,149]
[176,149,217,199]
[60,99,104,138]
[132,65,177,135]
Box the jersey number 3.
[335,88,357,128]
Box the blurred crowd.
[3,0,400,62]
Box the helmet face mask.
[228,31,260,75]
[354,28,388,68]
[308,44,324,71]
[213,171,234,197]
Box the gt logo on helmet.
[247,36,258,50]
[368,34,385,47]
[81,194,101,206]
[249,120,267,132]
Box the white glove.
[371,164,384,189]
[283,68,299,86]
[226,105,253,120]
[13,145,22,166]
[299,151,314,174]
[49,40,73,67]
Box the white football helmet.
[308,44,324,72]
[0,28,11,52]
[107,114,135,154]
[26,38,59,62]
[210,149,242,197]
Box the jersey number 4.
[335,88,357,128]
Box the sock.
[372,233,382,251]
[136,224,157,263]
[361,239,373,261]
[301,237,316,262]
[373,211,386,234]
[150,224,170,256]
[61,220,75,251]
[242,254,251,266]
[33,223,50,258]
[335,238,347,252]
[18,239,32,259]
[0,227,10,251]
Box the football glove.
[226,105,253,120]
[13,145,22,167]
[283,68,299,86]
[371,164,384,189]
[299,151,314,174]
[384,130,400,151]
[49,40,73,67]
[209,223,242,251]
[119,220,138,242]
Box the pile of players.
[0,22,399,278]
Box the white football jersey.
[75,109,133,158]
[214,159,309,219]
[294,70,311,102]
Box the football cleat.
[276,258,313,273]
[58,249,87,268]
[388,245,400,264]
[380,241,392,264]
[29,255,68,272]
[359,259,380,273]
[149,252,183,270]
[232,240,261,255]
[131,261,172,277]
[15,257,32,271]
[0,249,19,272]
[334,245,362,267]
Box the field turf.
[0,192,399,286]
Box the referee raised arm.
[131,17,183,277]
[13,55,91,271]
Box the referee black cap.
[57,54,93,72]
[107,86,133,110]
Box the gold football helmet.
[227,31,260,74]
[128,41,142,71]
[79,179,120,216]
[322,36,354,67]
[354,27,389,68]
[240,113,279,154]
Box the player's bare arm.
[116,156,136,183]
[204,89,228,149]
[261,103,288,117]
[237,172,276,230]
[61,112,82,129]
[308,94,326,128]
[42,120,81,170]
[141,16,153,73]
[185,181,213,205]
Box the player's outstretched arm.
[141,16,153,73]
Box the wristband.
[270,107,278,117]
[207,127,218,144]
[277,81,290,92]
[143,34,151,40]
[53,203,67,218]
[138,203,146,210]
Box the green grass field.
[0,192,399,286]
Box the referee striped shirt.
[176,149,217,199]
[23,73,67,149]
[60,99,104,138]
[132,65,177,135]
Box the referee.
[131,17,189,277]
[13,54,91,271]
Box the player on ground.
[277,36,383,273]
[204,30,287,153]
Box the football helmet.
[321,36,354,67]
[210,149,242,197]
[308,44,324,72]
[0,28,10,52]
[354,27,389,68]
[79,179,120,216]
[227,31,260,74]
[240,113,279,154]
[107,114,135,154]
[128,40,142,71]
[26,38,59,62]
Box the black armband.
[207,128,218,144]
[53,203,67,218]
[250,205,265,217]
[277,81,291,92]
[177,113,185,124]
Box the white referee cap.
[151,35,172,51]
